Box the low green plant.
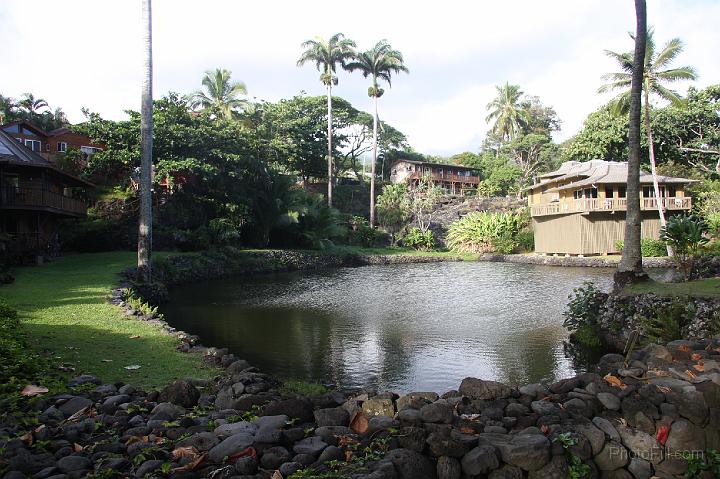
[614,238,668,257]
[446,210,529,253]
[554,433,591,479]
[639,299,691,344]
[347,216,377,248]
[661,215,709,280]
[402,228,435,251]
[0,299,43,394]
[683,449,720,478]
[563,282,606,348]
[280,380,328,397]
[120,288,160,317]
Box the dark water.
[163,262,615,393]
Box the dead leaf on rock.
[172,452,207,473]
[124,364,141,370]
[691,353,703,362]
[657,386,672,394]
[693,363,705,372]
[345,450,354,462]
[19,431,33,445]
[603,374,627,390]
[685,370,698,379]
[656,424,670,446]
[64,406,92,423]
[21,385,49,397]
[73,443,84,452]
[337,435,359,447]
[227,447,256,463]
[172,446,199,460]
[540,425,550,435]
[271,471,283,479]
[349,411,368,434]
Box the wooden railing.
[408,172,480,184]
[0,187,87,216]
[531,197,692,217]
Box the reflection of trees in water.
[488,325,567,385]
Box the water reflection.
[163,262,614,393]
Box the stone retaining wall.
[478,253,675,269]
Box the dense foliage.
[402,228,435,251]
[660,215,709,280]
[0,299,42,394]
[614,238,668,257]
[446,211,530,254]
[563,282,606,348]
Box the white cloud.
[1,0,718,155]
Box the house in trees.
[0,129,92,261]
[1,120,103,163]
[390,159,480,195]
[527,160,695,255]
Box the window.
[643,186,655,197]
[605,186,614,198]
[3,124,19,133]
[618,186,626,198]
[57,142,67,153]
[80,146,102,155]
[668,186,676,197]
[24,139,42,151]
[584,188,598,198]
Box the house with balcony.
[0,129,92,261]
[390,159,480,195]
[527,160,695,255]
[1,120,103,164]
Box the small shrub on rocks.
[402,228,435,251]
[563,282,607,348]
[661,214,709,280]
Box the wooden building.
[527,160,695,255]
[390,159,480,194]
[0,129,92,261]
[1,120,103,164]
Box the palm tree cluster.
[485,83,530,142]
[0,92,68,131]
[190,68,248,121]
[297,34,408,224]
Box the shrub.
[0,299,42,393]
[515,229,535,253]
[446,210,528,253]
[638,299,690,344]
[615,238,668,257]
[661,215,709,280]
[402,228,435,250]
[59,217,135,252]
[563,282,606,348]
[347,216,378,248]
[376,184,409,243]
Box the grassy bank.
[623,277,720,298]
[0,252,216,390]
[328,245,480,261]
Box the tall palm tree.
[19,93,49,114]
[485,83,529,142]
[615,0,648,289]
[599,28,697,244]
[297,33,356,207]
[0,95,16,123]
[190,68,248,120]
[346,40,408,227]
[137,0,153,282]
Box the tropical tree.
[18,93,49,114]
[600,28,698,244]
[485,83,529,143]
[190,68,248,120]
[615,0,648,290]
[297,33,356,207]
[138,0,153,282]
[346,40,408,226]
[0,95,16,123]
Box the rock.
[385,448,437,479]
[518,383,550,399]
[531,400,560,416]
[68,375,100,387]
[176,432,220,451]
[314,407,349,427]
[368,416,399,434]
[397,408,423,426]
[665,418,705,452]
[100,394,131,414]
[260,446,291,470]
[527,456,568,479]
[643,344,672,362]
[279,461,303,477]
[563,398,590,417]
[420,401,454,424]
[666,340,694,360]
[9,453,56,475]
[263,398,314,423]
[398,427,426,452]
[226,359,251,374]
[292,453,316,466]
[214,421,257,437]
[461,445,500,475]
[362,398,395,417]
[597,392,621,411]
[459,378,511,400]
[253,415,287,444]
[293,436,328,456]
[57,456,91,473]
[314,426,352,445]
[426,432,470,458]
[592,416,621,442]
[601,469,634,479]
[617,426,662,464]
[627,457,652,479]
[135,459,163,477]
[436,456,461,479]
[58,397,93,417]
[158,380,200,408]
[574,422,605,456]
[149,402,184,420]
[668,390,709,425]
[488,464,523,479]
[478,434,550,471]
[234,456,258,475]
[208,433,254,463]
[593,440,628,471]
[398,392,439,411]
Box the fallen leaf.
[685,370,698,379]
[172,452,206,473]
[656,424,670,446]
[691,353,703,362]
[125,436,147,446]
[540,425,550,435]
[73,443,84,452]
[603,374,627,390]
[271,471,283,479]
[337,435,359,447]
[693,364,705,372]
[678,344,691,352]
[172,446,199,460]
[657,386,672,394]
[21,385,49,397]
[124,365,141,370]
[345,450,354,462]
[101,359,113,363]
[19,431,33,445]
[228,447,256,463]
[459,425,476,434]
[129,335,141,339]
[64,406,92,423]
[33,425,46,434]
[349,411,368,434]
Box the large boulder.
[385,448,437,479]
[460,445,500,475]
[617,426,662,465]
[208,433,254,463]
[158,380,200,408]
[459,378,512,400]
[478,434,550,472]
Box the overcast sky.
[2,0,718,155]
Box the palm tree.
[297,33,356,207]
[485,83,529,142]
[137,0,153,282]
[615,0,648,289]
[346,40,408,227]
[19,93,49,114]
[190,68,248,120]
[0,95,16,123]
[600,28,697,246]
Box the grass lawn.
[0,252,217,390]
[623,277,720,298]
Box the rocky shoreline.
[1,337,719,479]
[478,254,675,269]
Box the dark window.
[21,127,37,137]
[643,186,655,197]
[57,142,67,153]
[584,188,598,198]
[3,124,19,133]
[605,186,614,198]
[668,185,676,197]
[618,186,626,198]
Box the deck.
[530,197,692,217]
[0,187,87,217]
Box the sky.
[2,0,719,156]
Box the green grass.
[623,277,720,298]
[0,252,216,390]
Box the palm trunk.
[643,88,673,256]
[326,83,333,208]
[137,0,153,283]
[370,94,379,227]
[615,0,648,290]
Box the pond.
[163,262,616,393]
